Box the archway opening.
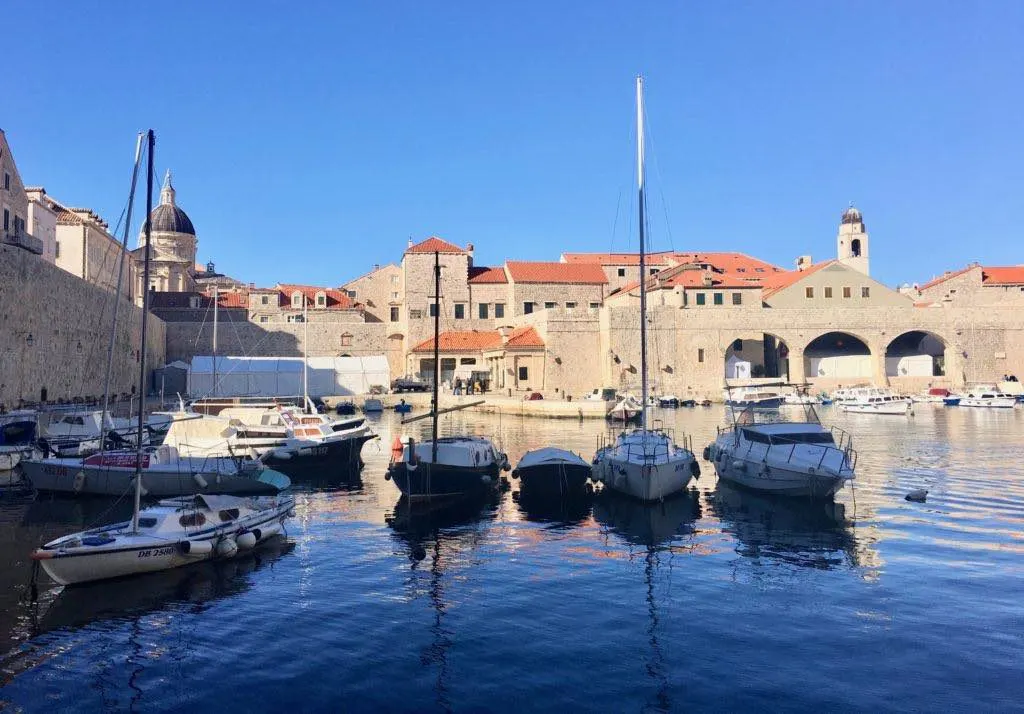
[885,331,945,377]
[804,332,871,380]
[724,334,791,381]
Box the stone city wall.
[0,243,165,408]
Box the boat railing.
[742,433,858,473]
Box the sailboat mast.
[133,129,155,535]
[432,250,441,463]
[212,285,219,397]
[303,295,309,411]
[636,75,648,430]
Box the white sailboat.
[591,77,699,502]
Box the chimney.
[373,264,380,271]
[796,255,813,271]
[702,270,714,287]
[407,236,414,249]
[466,243,475,259]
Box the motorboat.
[829,386,868,404]
[783,392,817,406]
[394,401,413,414]
[21,444,291,497]
[706,417,856,498]
[656,395,679,408]
[592,78,699,503]
[40,409,148,456]
[911,387,952,403]
[1,410,38,484]
[363,398,384,413]
[723,386,784,410]
[841,387,911,415]
[512,448,591,496]
[258,406,377,469]
[386,250,508,500]
[335,401,357,416]
[943,395,962,406]
[607,395,642,423]
[31,493,294,586]
[960,387,1017,409]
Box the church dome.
[145,170,195,236]
[841,204,862,224]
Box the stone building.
[912,263,1024,307]
[25,188,57,263]
[1,129,42,256]
[131,170,197,301]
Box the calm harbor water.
[1,405,1022,712]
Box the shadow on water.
[706,481,858,570]
[385,492,499,713]
[278,462,365,493]
[513,487,594,526]
[592,489,702,713]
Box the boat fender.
[235,531,258,550]
[390,436,403,463]
[807,467,816,475]
[271,448,293,461]
[73,470,86,493]
[702,446,711,462]
[179,539,214,556]
[690,460,701,478]
[731,461,746,473]
[760,464,771,479]
[254,522,283,542]
[384,470,391,481]
[193,473,208,489]
[215,537,238,559]
[481,474,492,485]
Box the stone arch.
[803,331,872,381]
[885,330,947,378]
[723,332,792,380]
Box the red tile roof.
[505,261,608,284]
[412,330,504,353]
[277,284,355,309]
[919,265,975,291]
[149,291,249,309]
[760,260,836,298]
[405,237,467,255]
[982,266,1024,285]
[669,252,784,275]
[468,266,508,284]
[505,326,544,348]
[561,251,675,266]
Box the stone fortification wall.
[504,308,603,398]
[0,243,165,408]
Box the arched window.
[291,291,303,308]
[851,238,862,257]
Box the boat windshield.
[742,428,835,445]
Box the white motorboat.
[254,406,377,469]
[607,395,642,423]
[841,387,911,415]
[31,493,294,586]
[911,388,953,404]
[1,410,39,482]
[724,386,784,410]
[40,409,149,456]
[782,392,817,406]
[591,77,698,503]
[829,386,869,404]
[960,387,1016,409]
[706,419,856,498]
[512,447,591,496]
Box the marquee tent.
[187,356,389,398]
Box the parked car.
[391,377,430,393]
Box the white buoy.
[235,531,257,550]
[216,537,238,558]
[905,489,928,502]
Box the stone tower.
[836,204,869,275]
[133,170,198,303]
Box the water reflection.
[513,488,593,526]
[708,481,858,570]
[283,463,365,492]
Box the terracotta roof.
[505,261,608,284]
[919,265,976,291]
[505,326,544,348]
[760,260,837,298]
[982,266,1024,285]
[277,284,355,309]
[669,252,785,275]
[149,291,249,309]
[412,330,503,353]
[468,266,508,284]
[561,251,675,266]
[405,237,467,255]
[53,206,84,225]
[614,267,760,296]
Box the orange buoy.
[390,436,404,463]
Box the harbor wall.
[0,243,165,408]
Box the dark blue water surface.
[1,406,1022,712]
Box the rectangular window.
[2,209,8,231]
[518,366,529,381]
[390,306,400,322]
[495,303,505,318]
[429,304,437,318]
[3,173,9,190]
[261,295,269,305]
[55,241,60,258]
[696,293,706,306]
[317,295,326,307]
[698,348,705,363]
[713,293,723,305]
[479,303,489,319]
[523,302,533,314]
[617,268,626,277]
[861,287,870,298]
[454,303,465,319]
[544,301,556,309]
[347,290,356,298]
[824,287,833,298]
[589,302,600,309]
[731,292,742,305]
[391,275,399,284]
[565,301,576,310]
[843,286,852,298]
[805,287,814,298]
[259,315,269,323]
[649,268,658,275]
[410,309,423,319]
[391,292,399,299]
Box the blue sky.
[4,2,1022,288]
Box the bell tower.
[837,204,869,275]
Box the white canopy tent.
[187,355,390,398]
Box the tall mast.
[303,293,309,410]
[100,132,144,453]
[636,75,648,430]
[431,251,441,463]
[133,129,155,535]
[212,285,219,397]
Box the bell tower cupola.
[837,203,869,275]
